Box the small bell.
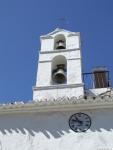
[56,40,65,49]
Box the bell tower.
[33,28,84,101]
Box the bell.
[52,64,66,84]
[56,40,65,49]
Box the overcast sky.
[0,0,113,103]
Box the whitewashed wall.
[0,109,113,150]
[33,86,84,100]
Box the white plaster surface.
[41,38,54,52]
[39,50,81,62]
[89,88,111,96]
[67,59,82,84]
[0,109,113,150]
[36,62,51,86]
[66,35,79,49]
[33,86,84,100]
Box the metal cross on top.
[58,17,69,29]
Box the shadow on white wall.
[0,110,113,139]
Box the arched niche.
[51,55,67,84]
[54,34,66,50]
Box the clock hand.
[75,117,83,124]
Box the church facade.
[0,28,113,150]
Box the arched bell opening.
[51,55,67,84]
[54,34,66,50]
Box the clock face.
[69,113,91,132]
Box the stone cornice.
[0,95,113,114]
[33,83,84,90]
[40,48,80,54]
[39,58,81,63]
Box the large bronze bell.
[56,40,65,49]
[52,64,66,84]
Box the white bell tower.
[33,28,84,101]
